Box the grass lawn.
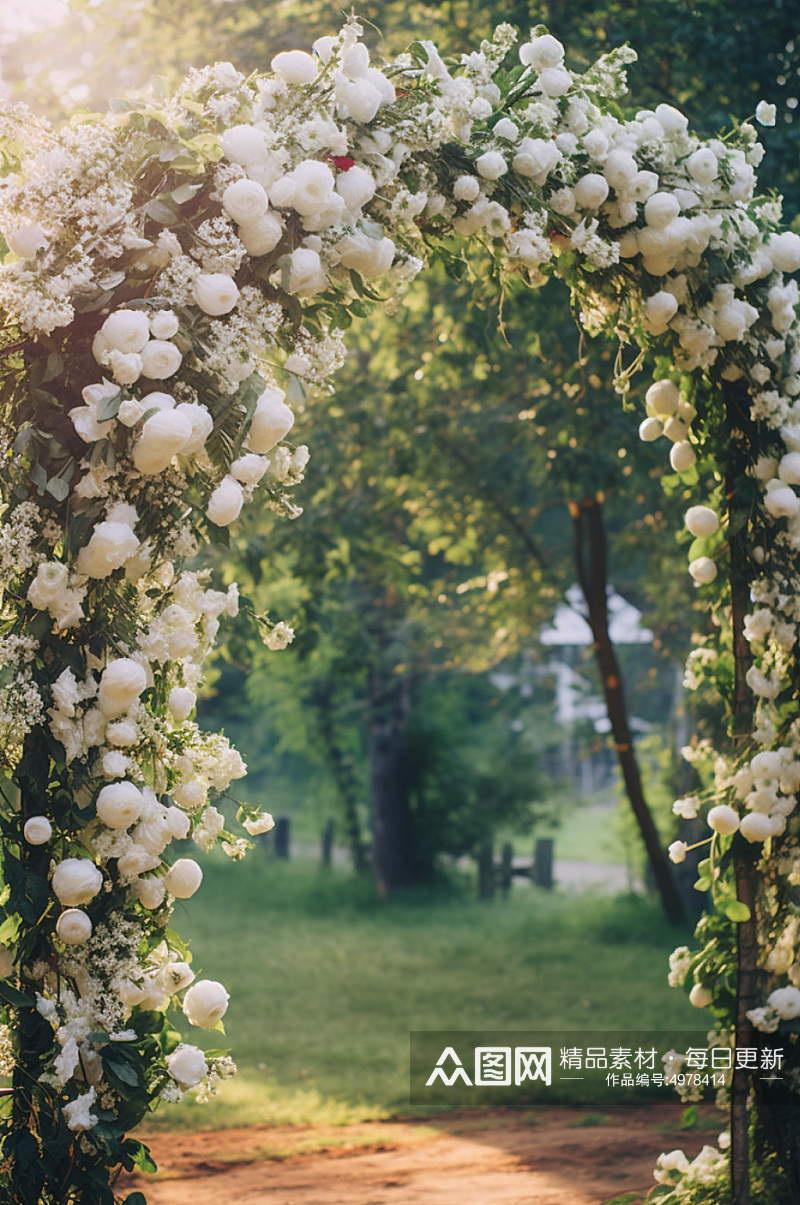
[150,857,699,1132]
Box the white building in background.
[492,584,657,793]
[540,583,654,732]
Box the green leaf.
[0,981,33,1008]
[95,391,122,422]
[724,900,751,923]
[144,198,180,226]
[680,1104,698,1130]
[124,1195,148,1205]
[172,181,204,205]
[45,477,69,502]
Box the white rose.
[644,192,680,230]
[165,858,203,899]
[231,453,268,486]
[756,101,777,127]
[168,687,197,722]
[133,812,172,856]
[764,480,800,519]
[98,658,147,718]
[223,178,269,225]
[99,310,150,355]
[337,78,382,124]
[28,562,68,606]
[118,399,145,426]
[5,222,47,258]
[779,453,800,485]
[668,840,687,864]
[213,61,241,89]
[193,273,240,316]
[453,175,480,202]
[335,165,376,212]
[243,812,275,836]
[106,351,142,386]
[767,231,800,273]
[174,781,207,810]
[287,247,327,296]
[707,805,739,835]
[207,476,244,526]
[133,409,193,474]
[117,845,161,878]
[685,506,719,538]
[573,173,609,209]
[740,812,774,843]
[161,961,194,993]
[271,49,317,84]
[63,1089,98,1133]
[687,148,718,185]
[167,1043,208,1087]
[135,878,166,910]
[643,291,679,335]
[603,148,637,188]
[149,310,180,339]
[689,556,717,584]
[475,151,507,180]
[76,521,139,579]
[105,718,140,747]
[52,858,103,907]
[645,379,680,416]
[220,124,267,168]
[335,232,395,280]
[669,442,696,473]
[140,340,182,380]
[96,781,145,829]
[689,983,713,1009]
[537,67,571,97]
[101,750,129,779]
[24,816,52,845]
[639,417,663,442]
[519,33,564,69]
[512,137,561,185]
[280,161,335,218]
[70,405,113,443]
[655,103,688,136]
[183,979,230,1028]
[175,403,213,456]
[767,986,800,1019]
[237,212,283,257]
[249,388,294,454]
[56,909,93,946]
[166,807,191,839]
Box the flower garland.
[0,18,798,1202]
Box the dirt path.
[122,1103,718,1204]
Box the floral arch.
[0,18,798,1204]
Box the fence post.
[477,838,495,900]
[321,818,335,867]
[500,842,514,896]
[533,837,554,889]
[274,815,291,859]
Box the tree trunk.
[309,680,369,873]
[724,379,759,1205]
[368,661,416,893]
[571,496,685,924]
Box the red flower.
[331,156,356,172]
